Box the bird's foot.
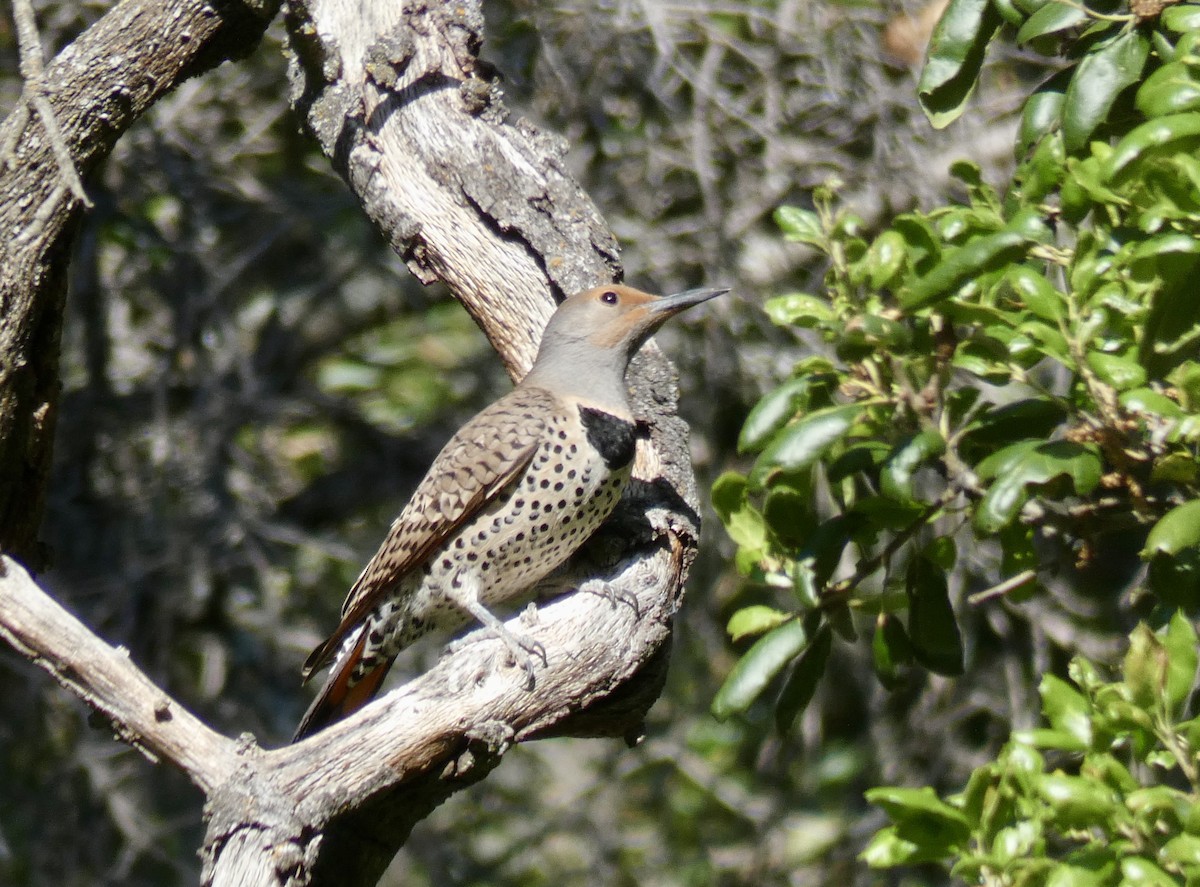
[459,599,546,690]
[582,579,641,617]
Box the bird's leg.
[446,574,547,688]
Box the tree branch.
[0,0,278,566]
[0,557,237,792]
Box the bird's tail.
[292,628,394,742]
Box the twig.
[6,0,92,206]
[967,569,1038,605]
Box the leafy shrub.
[865,614,1200,885]
[712,0,1200,724]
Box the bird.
[293,283,727,740]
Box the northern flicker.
[293,283,726,740]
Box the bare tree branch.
[0,557,238,792]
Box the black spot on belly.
[579,406,637,470]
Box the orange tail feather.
[292,630,394,742]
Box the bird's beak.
[646,286,729,318]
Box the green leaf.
[1019,73,1071,156]
[907,556,964,676]
[974,442,1103,533]
[1086,351,1147,391]
[739,376,824,454]
[1161,834,1200,868]
[1103,112,1200,183]
[1119,857,1178,887]
[1163,611,1199,718]
[1120,387,1184,419]
[837,315,912,354]
[1040,674,1092,751]
[1137,60,1200,119]
[902,209,1048,309]
[867,785,970,826]
[1124,623,1167,710]
[859,827,938,868]
[763,293,835,328]
[774,206,824,247]
[1139,250,1200,377]
[1163,4,1200,32]
[1016,1,1086,45]
[1143,501,1200,557]
[712,472,768,554]
[727,605,793,643]
[962,398,1067,450]
[864,230,908,289]
[749,404,864,489]
[881,429,946,502]
[1043,864,1116,887]
[763,486,816,550]
[712,618,810,719]
[827,440,892,483]
[1007,264,1065,322]
[1035,772,1118,828]
[1063,29,1150,152]
[975,439,1041,479]
[918,0,1003,128]
[776,623,832,732]
[873,613,914,690]
[1018,129,1069,202]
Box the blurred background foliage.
[0,0,1085,884]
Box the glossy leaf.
[1063,29,1150,153]
[902,209,1048,308]
[739,375,825,454]
[774,206,823,246]
[1085,351,1146,390]
[763,293,835,328]
[712,618,810,719]
[1142,500,1200,557]
[1119,857,1177,887]
[711,472,768,554]
[1162,4,1200,32]
[1124,623,1166,710]
[975,442,1102,533]
[749,403,864,488]
[1103,112,1200,182]
[1040,674,1092,751]
[864,230,909,289]
[1015,2,1086,45]
[880,429,946,502]
[1035,773,1118,828]
[1007,264,1064,321]
[1020,77,1069,153]
[1136,61,1200,118]
[918,0,1003,128]
[776,622,832,732]
[1162,611,1199,718]
[727,605,792,643]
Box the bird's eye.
[600,290,619,305]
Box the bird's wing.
[301,385,556,679]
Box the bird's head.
[542,283,727,359]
